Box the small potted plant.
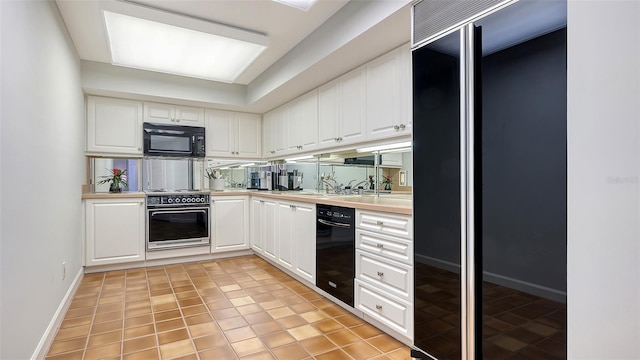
[206,168,226,191]
[97,168,128,193]
[381,174,393,191]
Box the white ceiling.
[55,0,412,113]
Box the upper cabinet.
[206,109,261,158]
[366,45,412,141]
[263,90,318,159]
[287,90,319,154]
[318,66,367,149]
[144,102,205,127]
[86,96,143,156]
[263,106,288,158]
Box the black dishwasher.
[316,204,355,307]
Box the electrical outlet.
[62,261,67,280]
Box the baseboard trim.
[31,268,84,360]
[483,271,567,303]
[415,254,566,303]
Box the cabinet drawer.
[355,279,412,337]
[356,211,412,239]
[356,229,412,265]
[356,250,412,300]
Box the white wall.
[568,0,640,358]
[0,1,85,358]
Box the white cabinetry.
[262,106,288,158]
[251,198,316,284]
[250,198,265,253]
[277,202,296,271]
[206,110,261,158]
[144,102,205,126]
[381,153,404,167]
[277,201,316,283]
[366,46,412,140]
[293,202,316,283]
[318,66,367,148]
[286,90,319,154]
[85,198,145,266]
[211,196,250,253]
[86,96,143,156]
[251,197,277,261]
[355,209,413,341]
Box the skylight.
[103,11,267,83]
[272,0,317,11]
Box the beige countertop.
[245,191,412,215]
[81,191,146,199]
[82,190,412,215]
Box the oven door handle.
[317,218,351,229]
[149,209,208,217]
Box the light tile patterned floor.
[46,255,411,360]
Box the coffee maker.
[258,171,272,190]
[288,170,303,191]
[277,169,289,191]
[249,172,260,189]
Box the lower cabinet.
[277,201,316,283]
[211,196,250,253]
[251,198,316,285]
[85,198,145,266]
[355,209,413,341]
[251,197,277,261]
[355,279,412,336]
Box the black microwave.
[143,123,206,158]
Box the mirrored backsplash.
[88,149,412,194]
[91,158,141,192]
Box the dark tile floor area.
[414,261,566,360]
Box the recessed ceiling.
[56,0,412,112]
[56,0,349,85]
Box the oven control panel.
[146,193,210,206]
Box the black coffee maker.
[249,172,260,189]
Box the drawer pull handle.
[376,221,383,225]
[375,305,383,310]
[377,271,384,277]
[376,243,384,249]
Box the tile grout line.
[82,273,106,360]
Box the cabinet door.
[297,90,319,151]
[287,98,302,153]
[85,198,145,266]
[87,96,143,156]
[340,66,367,145]
[292,202,316,284]
[286,90,318,153]
[250,198,264,253]
[236,113,261,158]
[272,107,288,155]
[318,79,340,148]
[277,202,294,270]
[205,109,234,157]
[211,196,249,253]
[263,112,275,157]
[263,200,278,261]
[175,105,205,126]
[144,102,175,124]
[366,50,402,140]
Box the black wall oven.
[316,204,355,307]
[146,192,210,250]
[143,122,205,158]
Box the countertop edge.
[82,192,146,199]
[81,190,412,215]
